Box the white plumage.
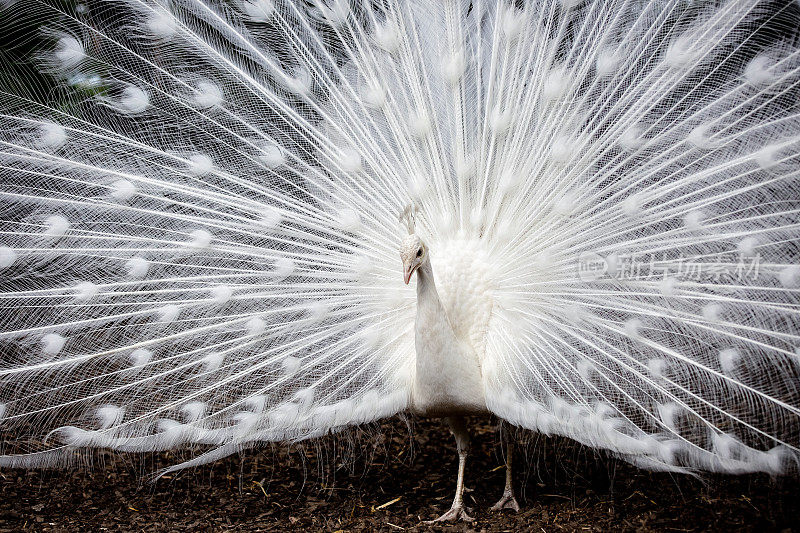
[0,0,799,522]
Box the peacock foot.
[490,492,520,512]
[425,505,474,523]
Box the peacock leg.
[426,416,474,523]
[491,433,520,512]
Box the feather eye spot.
[273,257,295,280]
[128,348,153,368]
[201,352,224,372]
[737,237,758,257]
[42,333,66,355]
[256,206,283,230]
[549,136,574,163]
[595,49,620,77]
[146,10,178,39]
[191,81,223,109]
[501,7,524,39]
[624,318,642,339]
[319,0,350,25]
[187,229,213,250]
[241,0,276,21]
[0,246,17,269]
[349,254,372,279]
[621,194,642,217]
[711,432,740,459]
[283,68,311,95]
[73,281,98,302]
[374,21,400,52]
[455,157,475,182]
[687,123,717,149]
[53,36,85,69]
[576,359,595,380]
[187,154,214,176]
[156,419,184,444]
[744,55,777,86]
[407,175,429,200]
[305,302,329,325]
[180,402,207,423]
[542,65,570,101]
[754,144,781,170]
[554,193,576,216]
[259,143,286,169]
[110,179,137,202]
[646,358,666,379]
[702,303,722,322]
[604,252,621,277]
[409,112,432,139]
[659,276,677,297]
[246,316,266,336]
[281,356,301,377]
[499,170,521,192]
[657,402,681,430]
[564,304,585,323]
[95,405,124,430]
[361,326,383,350]
[268,403,299,428]
[43,215,70,238]
[778,265,800,287]
[361,84,387,108]
[111,85,150,114]
[489,107,512,133]
[618,124,645,151]
[338,148,362,173]
[211,285,233,305]
[37,121,67,150]
[244,395,267,412]
[337,209,362,232]
[126,256,150,279]
[443,52,466,84]
[156,304,180,323]
[665,35,699,69]
[719,349,740,375]
[683,210,705,230]
[294,387,315,409]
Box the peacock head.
[400,234,427,285]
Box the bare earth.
[1,416,797,532]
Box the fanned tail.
[478,0,800,474]
[0,0,798,477]
[0,0,451,467]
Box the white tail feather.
[0,0,797,478]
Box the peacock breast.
[430,238,498,363]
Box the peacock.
[1,0,799,523]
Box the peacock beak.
[403,262,416,285]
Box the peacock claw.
[490,493,520,512]
[425,505,474,523]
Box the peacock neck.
[415,260,448,322]
[415,260,436,299]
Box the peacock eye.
[416,249,422,257]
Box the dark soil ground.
[0,416,798,532]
